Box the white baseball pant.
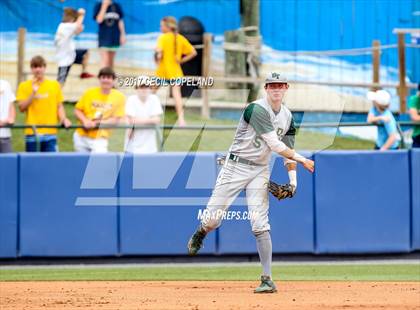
[201,158,270,233]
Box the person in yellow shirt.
[17,56,71,152]
[155,16,197,126]
[74,67,125,152]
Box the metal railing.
[3,121,418,130]
[1,121,419,151]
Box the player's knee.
[201,213,224,232]
[253,229,270,237]
[251,219,270,235]
[202,218,221,232]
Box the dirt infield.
[1,281,419,310]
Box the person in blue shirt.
[94,0,126,68]
[366,90,400,150]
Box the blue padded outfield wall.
[315,151,411,253]
[0,154,18,258]
[0,150,418,258]
[119,153,217,255]
[411,149,420,250]
[19,154,119,257]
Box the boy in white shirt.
[125,77,163,153]
[55,7,94,87]
[0,80,16,153]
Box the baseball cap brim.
[265,80,288,84]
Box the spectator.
[74,67,125,153]
[55,7,94,87]
[125,77,163,153]
[94,0,126,68]
[17,56,72,152]
[155,16,197,127]
[408,83,420,148]
[0,79,16,153]
[366,90,400,151]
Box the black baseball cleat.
[187,226,207,255]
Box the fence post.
[241,0,261,102]
[224,29,247,92]
[201,33,212,119]
[397,33,407,113]
[372,40,380,91]
[17,27,26,87]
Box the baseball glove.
[268,181,295,200]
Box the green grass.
[0,264,418,282]
[10,102,374,152]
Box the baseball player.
[187,72,315,293]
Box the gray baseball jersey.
[228,98,296,165]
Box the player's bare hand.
[62,118,72,129]
[83,119,96,129]
[93,119,102,127]
[380,115,390,123]
[32,83,39,94]
[302,159,314,173]
[120,34,127,46]
[77,8,86,16]
[6,117,14,125]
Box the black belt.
[228,153,259,166]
